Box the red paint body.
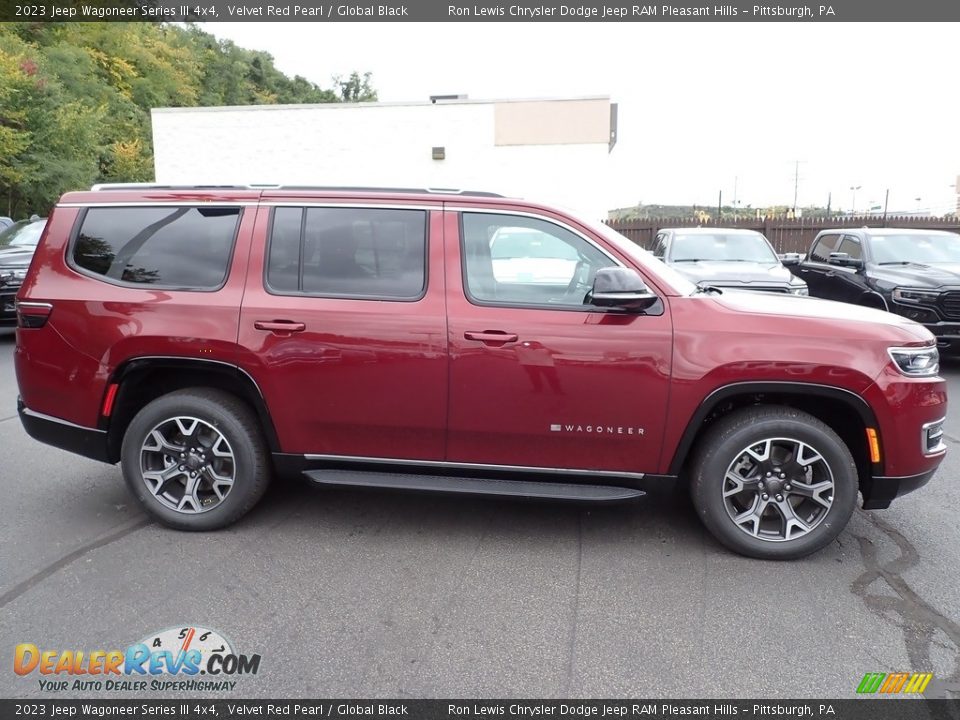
[14,189,947,494]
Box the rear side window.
[266,207,427,300]
[72,207,240,289]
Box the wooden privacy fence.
[605,216,960,254]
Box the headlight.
[790,285,809,296]
[11,268,27,280]
[888,346,940,377]
[892,288,941,304]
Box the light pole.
[849,185,862,215]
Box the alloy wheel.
[722,437,835,543]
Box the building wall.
[151,98,614,219]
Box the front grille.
[940,291,960,320]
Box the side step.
[303,469,644,503]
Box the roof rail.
[90,183,276,191]
[90,183,504,197]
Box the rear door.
[237,198,448,459]
[443,207,672,475]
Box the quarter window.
[72,207,240,289]
[461,213,616,307]
[266,207,427,300]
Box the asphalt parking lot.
[1,329,958,700]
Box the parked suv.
[652,227,808,295]
[791,227,960,353]
[0,216,47,326]
[14,186,947,559]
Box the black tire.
[120,388,271,531]
[689,405,857,560]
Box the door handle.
[255,320,306,334]
[464,330,519,345]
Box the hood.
[670,260,797,287]
[0,246,35,267]
[869,262,960,289]
[713,289,929,339]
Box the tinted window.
[462,213,615,307]
[267,208,303,292]
[652,233,667,258]
[73,207,239,288]
[810,233,841,263]
[266,207,426,300]
[838,236,862,260]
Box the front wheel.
[689,406,857,560]
[120,388,271,531]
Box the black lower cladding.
[277,452,672,501]
[860,468,938,510]
[17,398,112,463]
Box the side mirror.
[588,267,659,312]
[828,252,863,269]
[779,253,801,267]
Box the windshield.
[587,220,697,296]
[0,220,45,249]
[669,232,778,263]
[870,233,960,264]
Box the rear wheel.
[689,405,857,560]
[120,389,271,530]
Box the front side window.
[266,207,426,300]
[838,236,862,260]
[810,234,841,263]
[462,213,615,307]
[72,207,239,289]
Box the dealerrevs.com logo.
[14,626,261,693]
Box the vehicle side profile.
[792,227,960,353]
[652,227,808,295]
[14,186,947,559]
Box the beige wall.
[494,99,611,146]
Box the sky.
[205,22,958,214]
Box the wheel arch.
[102,357,280,463]
[669,381,883,491]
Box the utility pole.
[826,192,831,217]
[733,176,738,220]
[718,190,722,221]
[792,160,799,213]
[883,189,889,224]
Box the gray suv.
[652,227,808,295]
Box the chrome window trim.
[259,202,440,211]
[58,202,257,208]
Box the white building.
[151,96,618,219]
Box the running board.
[302,469,644,502]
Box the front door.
[444,209,673,475]
[238,202,448,460]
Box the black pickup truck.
[791,227,960,352]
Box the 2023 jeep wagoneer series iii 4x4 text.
[14,186,948,559]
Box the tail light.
[16,301,53,328]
